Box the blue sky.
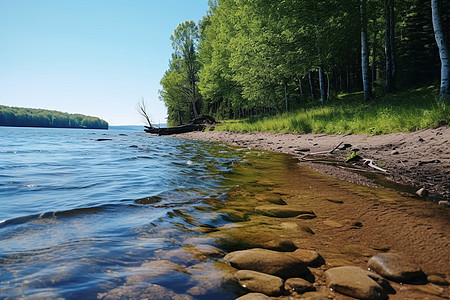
[0,0,209,125]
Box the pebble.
[416,187,429,198]
[438,200,450,207]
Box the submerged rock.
[255,205,314,218]
[224,248,309,278]
[235,293,271,300]
[325,266,391,300]
[367,253,425,283]
[284,277,315,294]
[97,282,193,300]
[235,270,284,296]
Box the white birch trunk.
[431,0,450,100]
[319,67,326,104]
[361,0,372,101]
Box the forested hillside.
[0,106,108,129]
[159,0,449,126]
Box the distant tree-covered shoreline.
[0,105,108,129]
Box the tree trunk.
[319,67,326,104]
[346,65,350,92]
[284,82,288,112]
[389,0,396,88]
[309,71,315,101]
[431,0,450,100]
[372,19,378,89]
[327,72,331,100]
[384,0,395,93]
[361,0,373,101]
[298,77,304,97]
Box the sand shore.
[174,126,449,201]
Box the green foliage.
[161,0,449,126]
[160,21,202,126]
[0,105,108,129]
[214,86,449,134]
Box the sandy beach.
[175,126,450,201]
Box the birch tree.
[431,0,449,100]
[361,0,373,101]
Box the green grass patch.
[214,86,449,135]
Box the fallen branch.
[302,141,343,156]
[363,159,388,173]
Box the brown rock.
[223,248,308,278]
[255,205,314,218]
[325,266,390,300]
[235,293,271,300]
[289,249,324,267]
[284,278,315,294]
[235,270,284,296]
[368,253,425,282]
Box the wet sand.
[175,126,450,201]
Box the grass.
[214,86,449,135]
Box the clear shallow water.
[0,126,246,299]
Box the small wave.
[0,205,114,229]
[21,184,39,188]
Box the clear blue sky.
[0,0,209,125]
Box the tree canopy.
[0,105,108,129]
[159,0,449,125]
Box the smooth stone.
[284,278,315,294]
[368,253,424,282]
[235,270,284,296]
[97,283,193,300]
[427,274,449,286]
[325,266,390,300]
[255,205,314,218]
[289,249,324,267]
[235,293,271,300]
[223,248,308,278]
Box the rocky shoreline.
[99,138,449,299]
[174,126,450,202]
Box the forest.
[159,0,449,127]
[0,105,109,129]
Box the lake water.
[0,126,256,299]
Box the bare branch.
[137,98,154,128]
